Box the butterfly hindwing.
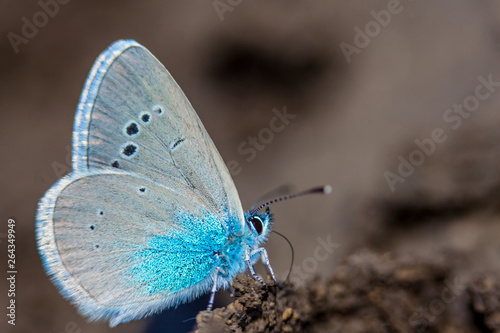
[72,40,244,230]
[37,170,227,326]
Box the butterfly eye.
[249,216,263,235]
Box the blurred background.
[1,0,500,332]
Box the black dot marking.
[126,122,139,136]
[99,211,104,216]
[123,144,137,157]
[90,225,95,230]
[111,160,120,168]
[141,113,150,123]
[171,138,185,150]
[153,106,163,115]
[94,244,100,249]
[139,187,146,193]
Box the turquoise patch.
[129,211,227,294]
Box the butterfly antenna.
[271,230,294,281]
[250,185,332,215]
[250,184,293,212]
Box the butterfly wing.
[72,40,244,231]
[37,170,228,326]
[37,40,247,326]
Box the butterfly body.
[129,208,271,297]
[36,40,275,327]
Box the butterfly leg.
[251,247,276,282]
[245,247,265,285]
[206,269,219,312]
[228,285,235,297]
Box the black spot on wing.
[126,122,139,136]
[171,138,185,150]
[141,112,150,123]
[122,144,137,157]
[152,105,163,115]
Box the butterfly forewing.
[72,40,244,229]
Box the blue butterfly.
[36,40,328,327]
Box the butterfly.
[36,40,329,327]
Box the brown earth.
[196,251,500,333]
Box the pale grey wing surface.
[72,40,244,231]
[36,170,227,326]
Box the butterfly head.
[244,206,272,244]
